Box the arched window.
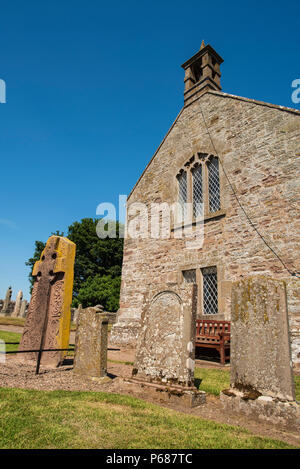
[177,153,221,219]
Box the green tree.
[25,219,124,310]
[67,218,123,297]
[76,274,121,311]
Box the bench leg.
[220,345,225,365]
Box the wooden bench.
[195,319,231,365]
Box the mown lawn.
[194,367,300,401]
[0,387,296,449]
[0,329,299,449]
[0,330,22,353]
[194,368,230,396]
[0,330,74,355]
[0,316,77,330]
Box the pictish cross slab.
[18,235,76,367]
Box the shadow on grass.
[194,378,203,389]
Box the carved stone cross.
[18,236,76,367]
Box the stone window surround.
[174,153,225,229]
[179,263,225,319]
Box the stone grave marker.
[18,235,76,367]
[73,305,108,378]
[12,290,23,317]
[130,282,205,406]
[73,303,82,324]
[221,276,299,430]
[2,286,12,315]
[19,300,27,318]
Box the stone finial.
[18,235,76,367]
[200,40,205,50]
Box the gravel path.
[0,356,131,392]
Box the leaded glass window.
[202,266,218,315]
[207,157,220,212]
[182,269,196,284]
[177,171,187,219]
[192,165,203,218]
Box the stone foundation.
[220,390,300,432]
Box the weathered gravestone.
[221,276,300,430]
[72,303,82,324]
[18,235,76,367]
[19,300,27,318]
[73,305,108,378]
[130,282,205,406]
[2,286,12,315]
[12,290,23,317]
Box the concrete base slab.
[125,377,206,407]
[220,389,300,432]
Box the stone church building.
[110,42,300,368]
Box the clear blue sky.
[0,0,299,300]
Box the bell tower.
[181,41,223,104]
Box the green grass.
[0,330,22,352]
[0,316,76,330]
[195,367,300,401]
[0,387,296,449]
[1,330,300,400]
[195,367,231,395]
[0,330,74,356]
[108,359,134,366]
